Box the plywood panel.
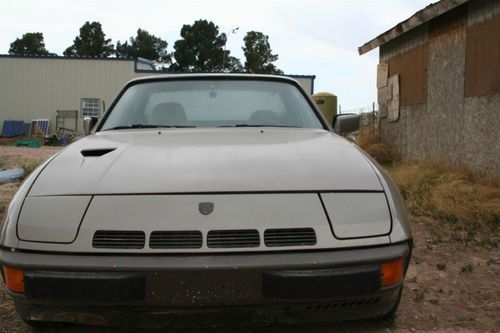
[388,44,428,106]
[388,75,400,122]
[377,63,389,88]
[465,13,500,97]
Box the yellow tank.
[312,92,337,126]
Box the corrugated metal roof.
[358,0,468,55]
[0,54,138,61]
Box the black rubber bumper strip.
[262,264,381,299]
[24,271,145,301]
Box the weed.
[357,128,399,165]
[461,264,474,273]
[388,162,500,245]
[20,159,44,180]
[415,288,427,302]
[356,130,500,245]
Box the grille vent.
[150,231,202,249]
[264,228,317,247]
[304,297,381,311]
[92,230,145,249]
[207,229,260,248]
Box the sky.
[0,0,432,110]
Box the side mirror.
[83,117,98,135]
[332,113,360,135]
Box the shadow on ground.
[25,321,393,333]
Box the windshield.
[100,80,324,130]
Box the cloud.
[0,0,431,109]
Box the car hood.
[29,128,383,196]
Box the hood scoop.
[81,148,116,157]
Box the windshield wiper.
[104,124,196,131]
[219,124,302,128]
[104,124,169,131]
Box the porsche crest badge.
[198,202,214,215]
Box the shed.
[359,0,500,183]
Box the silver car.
[0,74,412,329]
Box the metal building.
[359,0,500,183]
[0,55,315,135]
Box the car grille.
[92,229,320,250]
[264,228,317,247]
[207,229,260,248]
[92,230,145,249]
[303,296,382,311]
[149,230,202,249]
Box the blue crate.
[1,120,25,138]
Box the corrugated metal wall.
[0,58,149,134]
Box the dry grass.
[19,159,44,180]
[389,162,499,245]
[357,127,399,165]
[358,128,500,245]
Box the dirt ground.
[0,146,498,333]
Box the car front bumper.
[1,242,410,327]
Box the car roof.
[126,73,301,86]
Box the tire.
[23,319,70,331]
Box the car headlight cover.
[320,192,391,239]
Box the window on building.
[81,98,101,117]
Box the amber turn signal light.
[381,258,404,287]
[3,266,25,293]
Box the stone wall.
[463,94,500,182]
[424,6,467,165]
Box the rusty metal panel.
[380,24,428,62]
[465,12,500,97]
[388,44,428,106]
[428,2,467,39]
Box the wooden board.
[465,13,500,97]
[388,44,428,106]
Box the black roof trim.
[287,74,316,79]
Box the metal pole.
[221,27,239,72]
[222,38,226,72]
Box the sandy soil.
[0,146,498,332]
